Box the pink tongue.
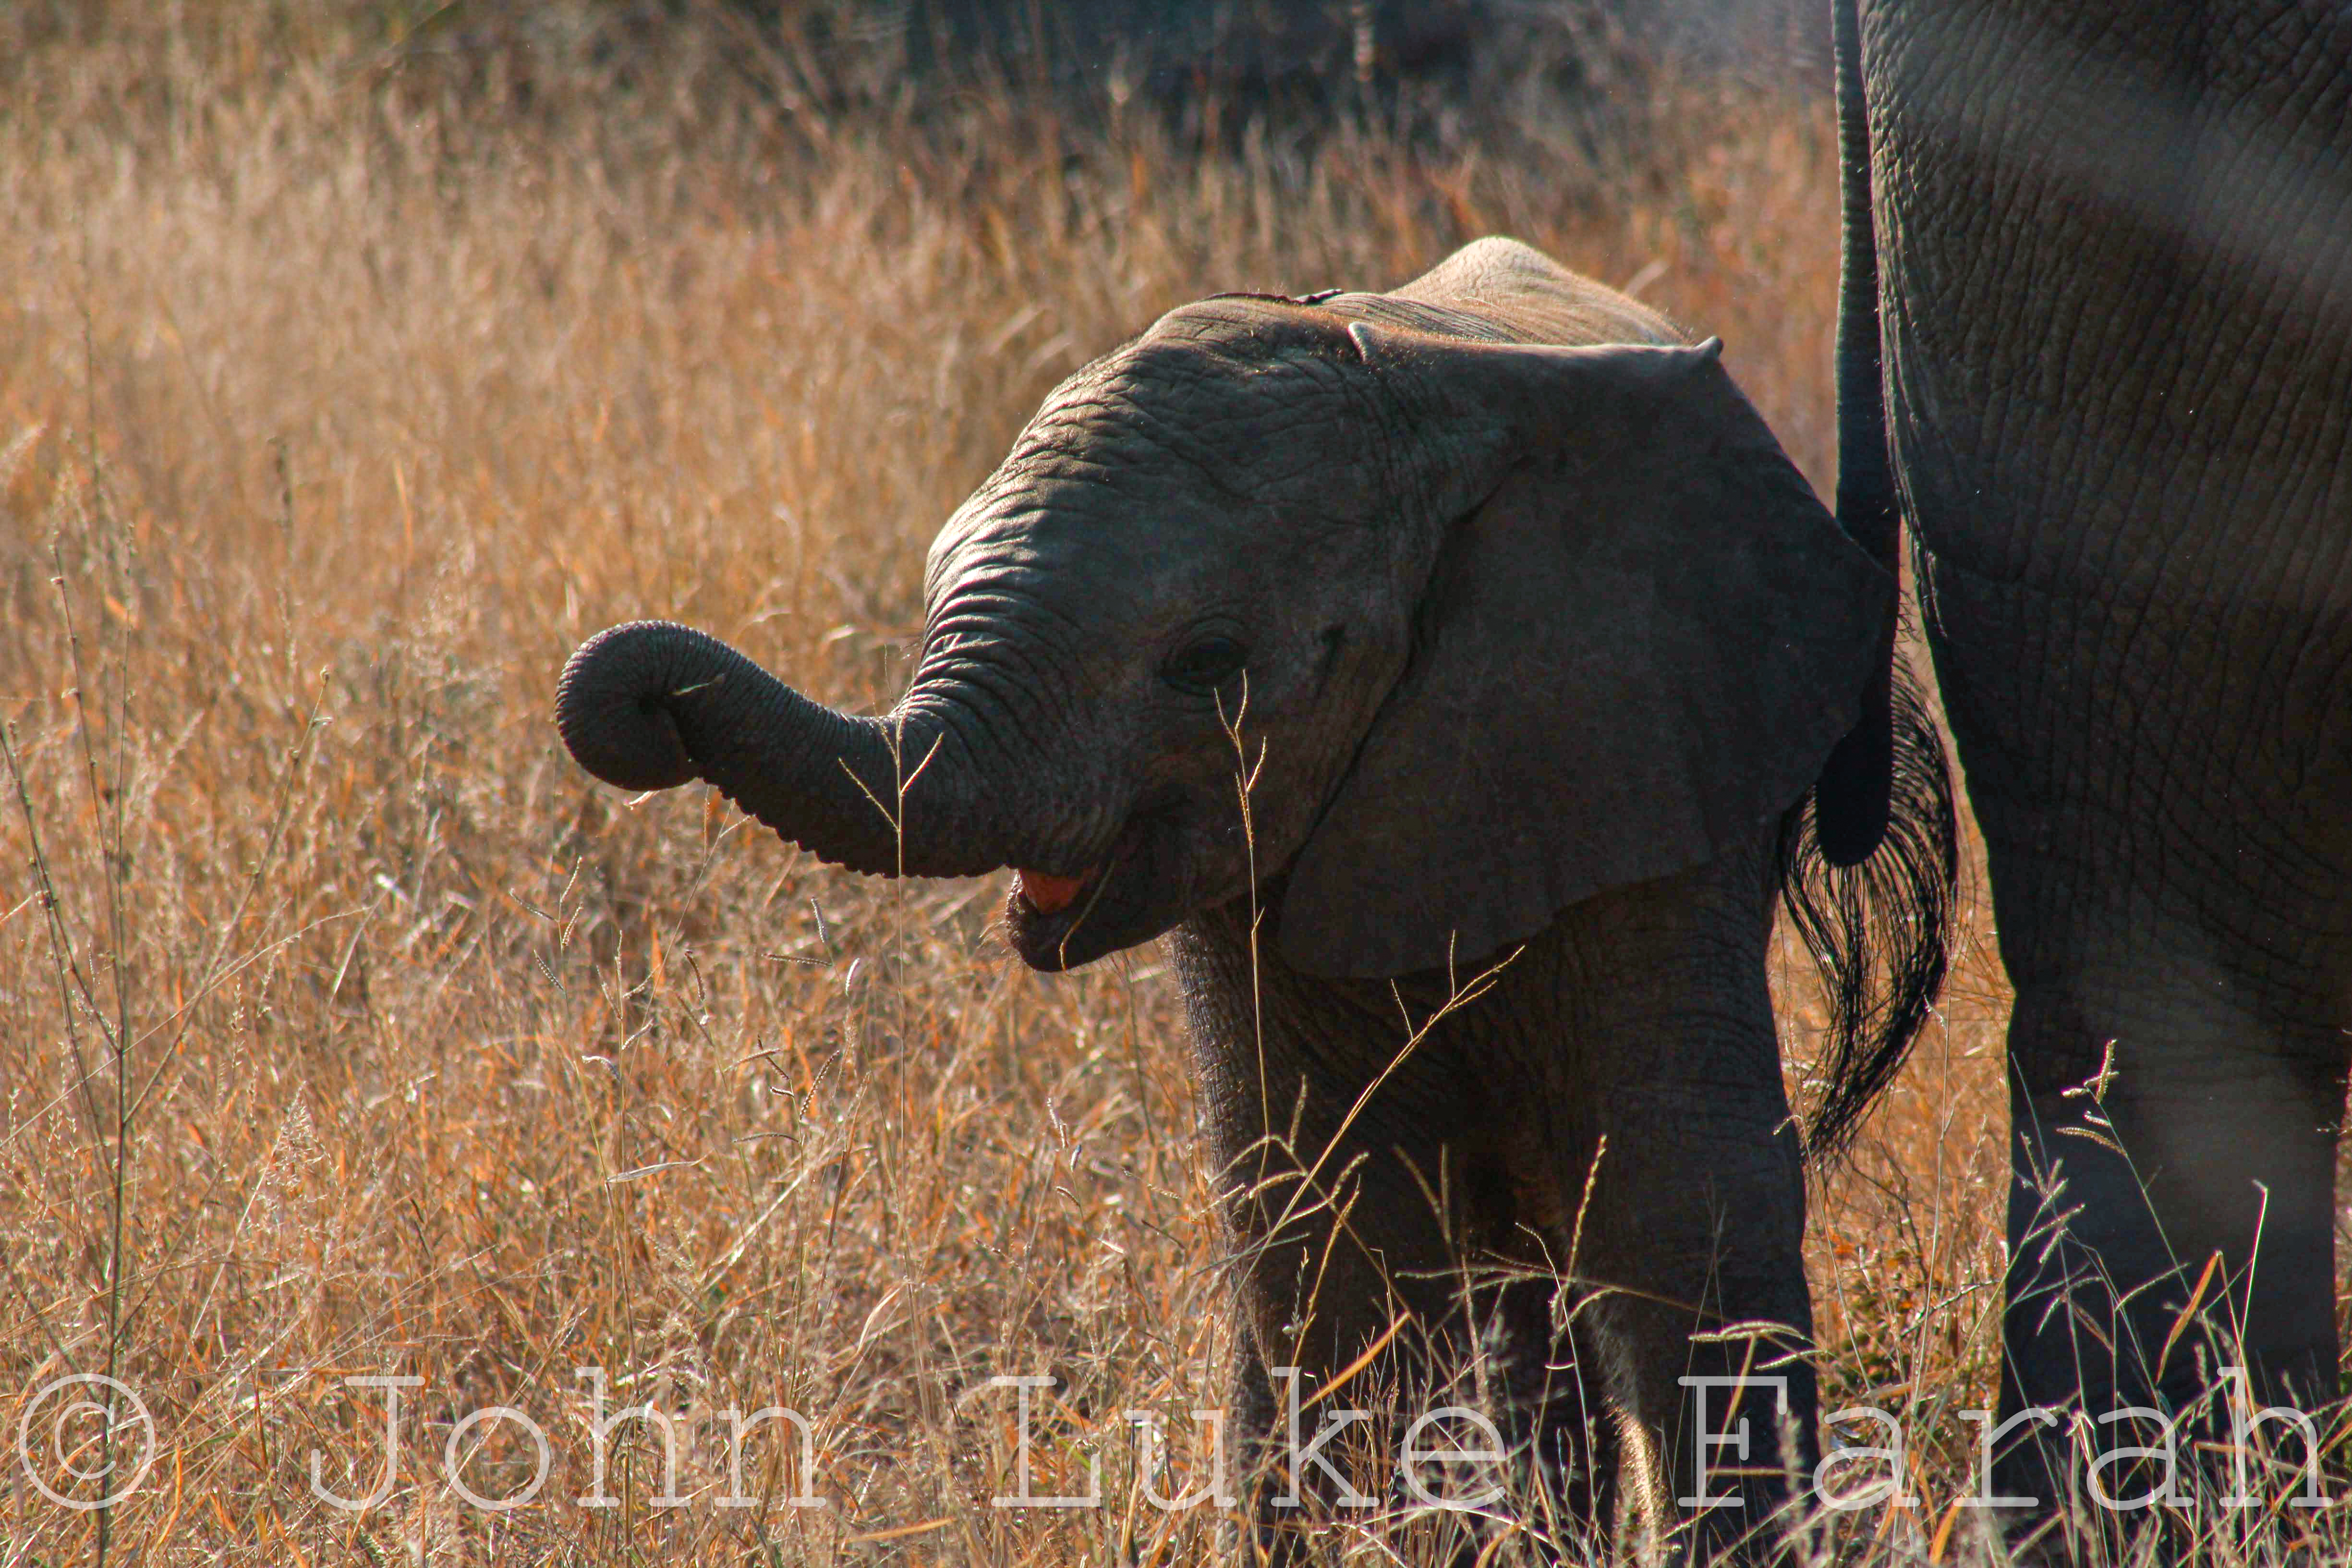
[1017,869,1086,914]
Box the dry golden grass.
[1,12,2339,1566]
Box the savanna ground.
[0,7,2343,1565]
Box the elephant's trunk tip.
[556,620,708,793]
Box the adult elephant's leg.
[1925,564,2352,1504]
[2000,989,2346,1503]
[1997,929,2348,1502]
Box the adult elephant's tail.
[1815,0,1901,866]
[1779,657,1958,1157]
[1774,0,1955,1154]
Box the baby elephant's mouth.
[1002,808,1188,971]
[1013,866,1095,915]
[1006,857,1116,970]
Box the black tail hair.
[1778,655,1958,1157]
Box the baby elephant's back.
[1359,235,1686,351]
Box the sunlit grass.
[2,10,2339,1564]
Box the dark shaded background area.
[724,0,1822,133]
[7,0,1825,157]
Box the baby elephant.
[557,238,1952,1560]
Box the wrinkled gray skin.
[558,239,1894,1556]
[1845,0,2352,1505]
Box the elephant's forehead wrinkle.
[928,493,1181,609]
[998,338,1382,514]
[925,578,1103,657]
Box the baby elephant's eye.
[1163,636,1249,696]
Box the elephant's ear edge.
[1273,340,1889,980]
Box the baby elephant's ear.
[1277,330,1890,979]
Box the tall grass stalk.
[2,11,2339,1565]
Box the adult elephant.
[558,239,1955,1558]
[1827,0,2352,1507]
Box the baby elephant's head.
[558,295,1886,978]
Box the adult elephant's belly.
[1921,551,2352,1043]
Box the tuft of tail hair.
[1777,656,1959,1158]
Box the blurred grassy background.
[0,3,2231,1561]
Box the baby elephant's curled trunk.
[555,620,999,880]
